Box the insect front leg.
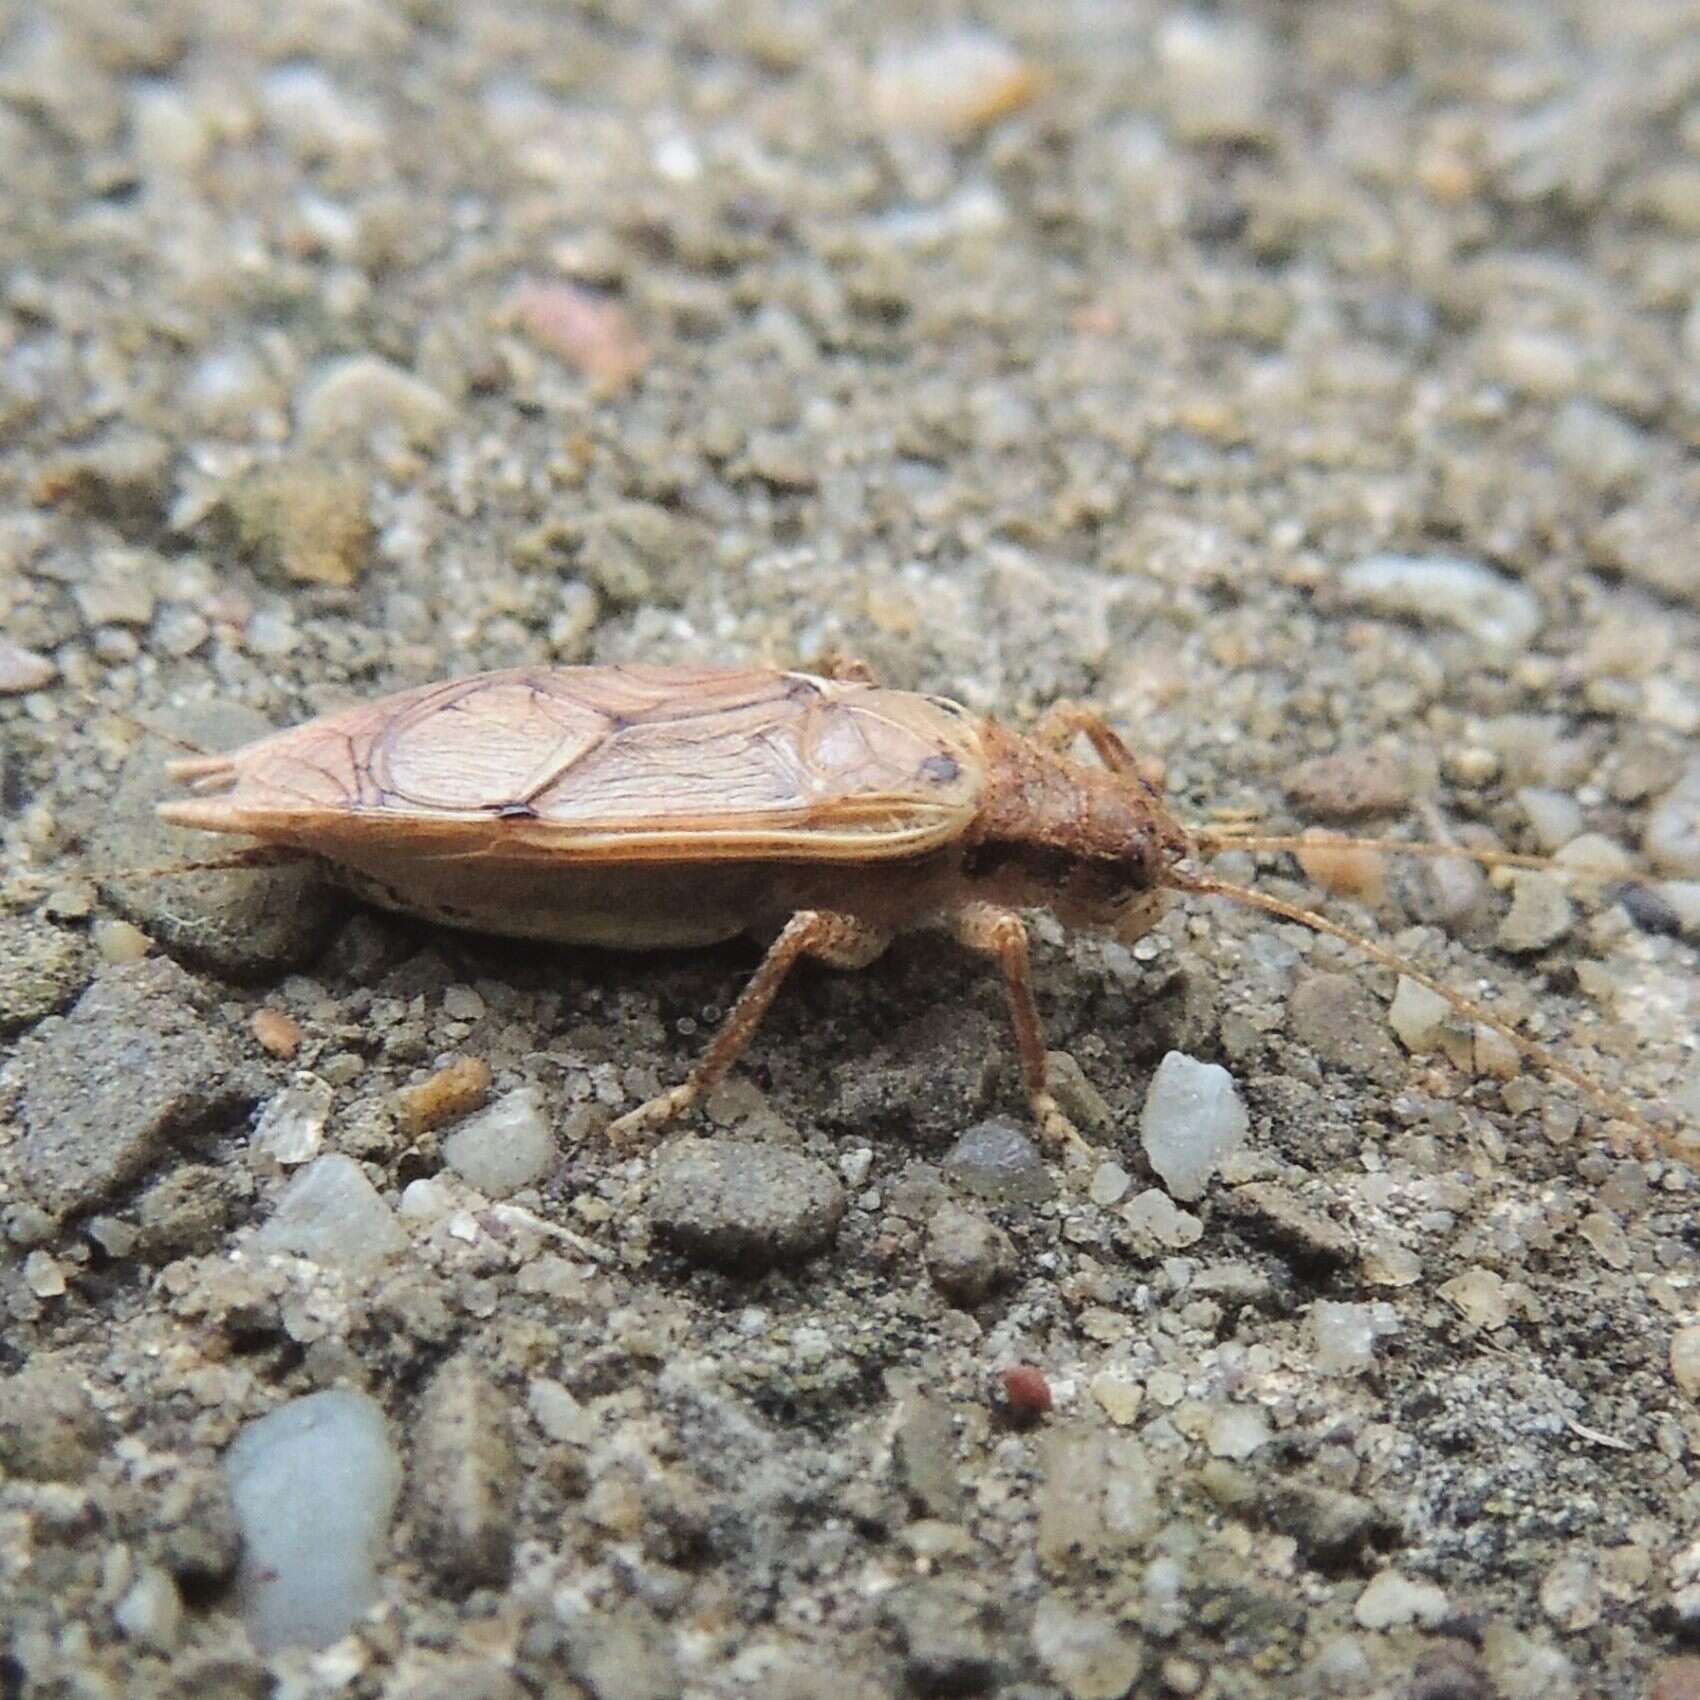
[1032,703,1161,789]
[950,901,1095,1166]
[606,909,890,1148]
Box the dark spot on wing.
[919,753,962,785]
[927,695,967,718]
[784,674,823,700]
[495,802,539,820]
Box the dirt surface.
[3,1,1700,1695]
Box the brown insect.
[156,659,1671,1157]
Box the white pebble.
[260,64,385,161]
[1205,1405,1270,1460]
[1309,1300,1396,1375]
[1156,13,1273,145]
[1671,1325,1700,1399]
[114,1566,182,1651]
[1139,1052,1248,1202]
[1388,976,1450,1054]
[225,1389,401,1653]
[254,1153,406,1269]
[1339,553,1541,652]
[1439,1265,1513,1330]
[253,1075,332,1167]
[869,26,1038,139]
[1089,1161,1132,1207]
[297,354,453,448]
[1646,760,1700,878]
[1119,1188,1203,1249]
[441,1086,554,1197]
[1354,1569,1451,1630]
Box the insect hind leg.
[606,910,889,1149]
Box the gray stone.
[924,1202,1016,1307]
[881,1580,1000,1697]
[646,1138,845,1271]
[226,1389,402,1654]
[442,1086,555,1196]
[94,703,344,978]
[1030,1596,1145,1699]
[1139,1052,1248,1202]
[1224,1182,1356,1269]
[942,1117,1056,1205]
[0,915,86,1033]
[1287,973,1401,1077]
[895,1394,964,1521]
[0,1361,107,1480]
[254,1154,407,1270]
[1647,760,1700,878]
[0,957,252,1226]
[560,1601,681,1700]
[1495,872,1574,954]
[297,354,452,447]
[1284,749,1411,822]
[1338,553,1541,652]
[414,1355,518,1589]
[1037,1429,1159,1571]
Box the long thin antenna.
[1192,830,1587,876]
[1169,866,1683,1157]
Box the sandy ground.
[3,0,1700,1695]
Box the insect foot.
[606,1083,700,1150]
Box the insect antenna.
[1166,865,1686,1159]
[1191,828,1568,875]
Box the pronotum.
[154,658,1680,1159]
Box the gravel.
[645,1137,847,1271]
[1138,1050,1249,1202]
[0,956,252,1230]
[225,1388,402,1654]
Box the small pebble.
[1139,1051,1248,1202]
[441,1086,554,1197]
[297,354,453,448]
[1156,12,1272,145]
[1088,1161,1131,1207]
[0,637,56,694]
[926,1201,1016,1306]
[508,281,646,395]
[942,1117,1054,1204]
[1293,831,1386,903]
[1440,1266,1513,1330]
[1119,1188,1204,1251]
[869,26,1039,139]
[92,918,151,965]
[252,1075,332,1167]
[1671,1326,1700,1399]
[251,1007,304,1058]
[114,1567,182,1652]
[1205,1406,1270,1461]
[226,1388,401,1653]
[413,1355,518,1589]
[1339,553,1541,651]
[1030,1595,1145,1699]
[646,1138,846,1271]
[1388,975,1451,1053]
[398,1056,492,1136]
[254,1153,407,1270]
[1496,871,1574,954]
[1353,1568,1451,1630]
[1285,751,1407,822]
[1646,762,1700,878]
[1309,1301,1394,1375]
[225,459,373,588]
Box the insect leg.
[951,901,1094,1165]
[606,909,889,1148]
[1031,703,1160,789]
[805,651,880,685]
